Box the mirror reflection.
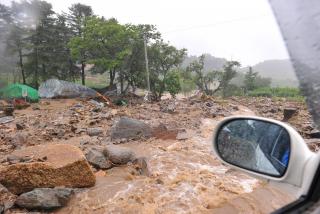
[217,119,290,177]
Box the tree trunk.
[120,70,124,94]
[109,68,115,86]
[18,48,26,84]
[81,62,85,85]
[34,48,39,89]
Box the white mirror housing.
[212,116,319,196]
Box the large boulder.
[103,145,136,165]
[110,117,152,140]
[15,188,73,210]
[38,79,97,99]
[0,144,95,194]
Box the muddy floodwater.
[56,109,293,214]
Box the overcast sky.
[3,0,290,66]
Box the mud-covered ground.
[0,95,318,213]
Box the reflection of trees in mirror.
[217,119,290,177]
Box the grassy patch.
[248,87,303,98]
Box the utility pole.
[143,35,151,100]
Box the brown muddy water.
[56,108,294,214]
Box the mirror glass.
[216,119,290,177]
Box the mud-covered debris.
[283,108,298,121]
[32,105,40,110]
[0,101,14,116]
[103,145,136,165]
[0,183,16,213]
[110,117,152,140]
[160,101,176,113]
[0,144,95,194]
[87,127,103,137]
[85,147,112,169]
[89,100,104,112]
[89,99,104,108]
[72,103,84,109]
[176,130,192,140]
[15,188,74,210]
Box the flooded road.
[56,107,294,214]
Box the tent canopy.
[0,83,39,102]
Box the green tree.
[2,2,30,84]
[164,70,181,98]
[0,3,12,39]
[213,60,240,97]
[148,40,187,100]
[244,66,271,92]
[178,68,196,95]
[24,0,57,88]
[244,66,258,91]
[50,14,79,81]
[6,25,28,84]
[66,3,93,85]
[121,24,161,93]
[186,54,221,95]
[70,17,132,90]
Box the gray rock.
[110,117,152,140]
[85,148,112,169]
[15,188,74,210]
[0,116,14,124]
[103,145,136,165]
[87,128,103,136]
[11,132,28,148]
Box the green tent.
[0,83,39,102]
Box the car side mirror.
[212,116,319,194]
